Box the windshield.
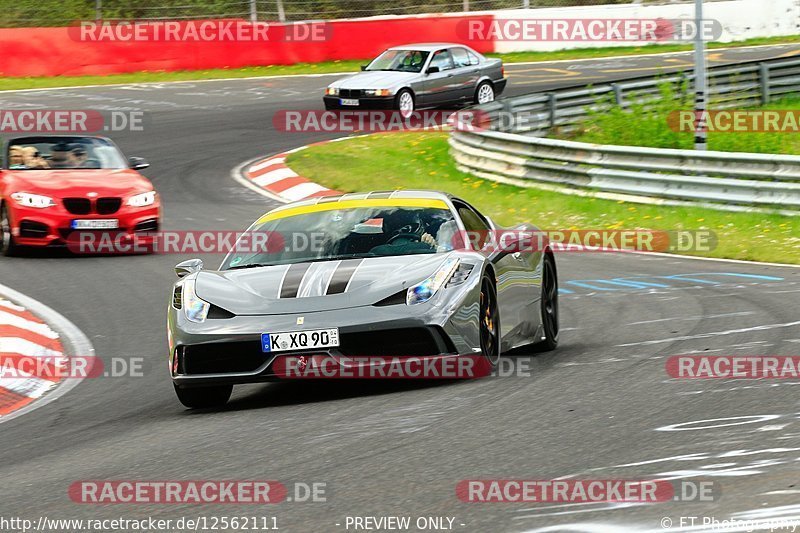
[365,50,430,73]
[222,204,458,270]
[7,137,128,170]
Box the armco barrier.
[0,15,493,77]
[450,57,800,212]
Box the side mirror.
[129,157,149,170]
[360,65,368,71]
[175,258,203,278]
[426,66,440,74]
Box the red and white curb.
[233,137,376,204]
[242,145,341,204]
[0,283,93,424]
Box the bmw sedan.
[323,43,507,113]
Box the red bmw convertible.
[0,136,160,255]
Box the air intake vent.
[172,286,182,309]
[447,263,475,287]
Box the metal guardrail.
[450,56,800,211]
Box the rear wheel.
[475,81,495,105]
[0,204,18,257]
[536,254,559,351]
[173,384,232,409]
[479,274,500,366]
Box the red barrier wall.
[0,15,495,77]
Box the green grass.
[572,84,800,155]
[286,131,800,264]
[3,34,800,92]
[489,35,800,64]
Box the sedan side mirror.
[360,65,368,71]
[129,157,150,170]
[175,258,203,278]
[426,66,440,74]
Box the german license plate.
[340,98,359,106]
[262,328,340,353]
[71,219,119,230]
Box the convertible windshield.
[365,50,430,73]
[222,204,458,270]
[6,137,128,170]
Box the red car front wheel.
[0,204,18,257]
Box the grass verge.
[2,35,799,92]
[572,85,800,155]
[286,131,799,265]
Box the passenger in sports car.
[8,146,25,169]
[21,146,49,169]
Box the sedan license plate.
[262,328,339,353]
[71,219,120,230]
[340,98,359,106]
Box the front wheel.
[0,204,18,257]
[475,81,495,105]
[395,89,415,118]
[173,384,233,409]
[536,254,559,351]
[479,274,501,367]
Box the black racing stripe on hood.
[280,262,312,299]
[367,191,394,199]
[326,259,364,294]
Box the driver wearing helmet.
[369,209,438,255]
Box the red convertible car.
[0,136,160,255]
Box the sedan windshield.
[222,204,458,270]
[366,50,430,73]
[7,137,128,170]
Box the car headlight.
[325,87,340,96]
[10,192,55,209]
[406,257,461,305]
[183,279,210,323]
[364,89,392,97]
[128,191,157,207]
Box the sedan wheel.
[479,275,501,366]
[475,82,495,105]
[396,90,415,118]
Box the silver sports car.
[167,191,557,408]
[323,43,507,113]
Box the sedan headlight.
[325,87,339,96]
[406,257,461,305]
[127,191,157,207]
[364,89,392,97]
[10,192,55,209]
[183,279,210,323]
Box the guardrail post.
[760,63,771,105]
[612,83,624,108]
[548,93,557,133]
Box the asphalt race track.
[1,44,800,532]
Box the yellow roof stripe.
[257,198,449,224]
